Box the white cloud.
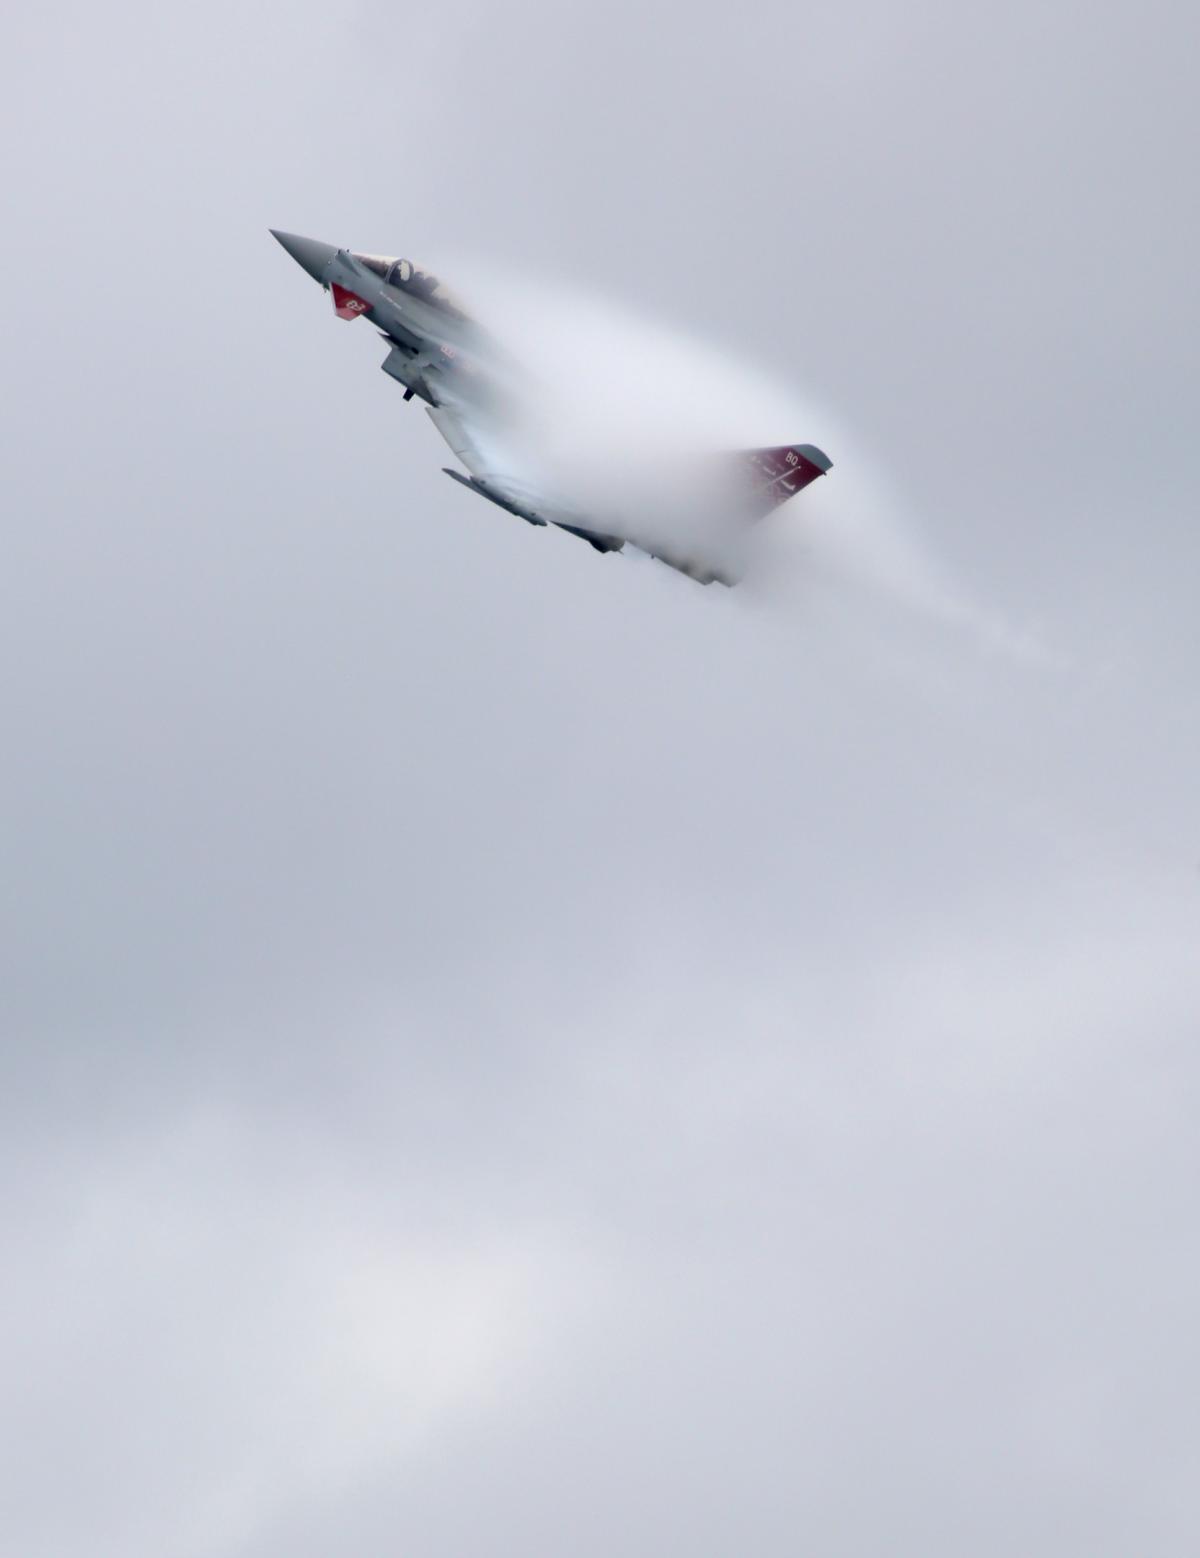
[2,1110,601,1558]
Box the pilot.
[407,268,441,303]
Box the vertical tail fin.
[738,443,832,520]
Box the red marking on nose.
[331,283,369,320]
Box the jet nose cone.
[269,229,337,284]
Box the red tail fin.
[739,443,832,519]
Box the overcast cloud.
[2,1,1199,1554]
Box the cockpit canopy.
[352,253,468,317]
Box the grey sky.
[2,1,1199,1554]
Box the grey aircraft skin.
[270,230,831,585]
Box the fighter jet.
[270,230,831,585]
